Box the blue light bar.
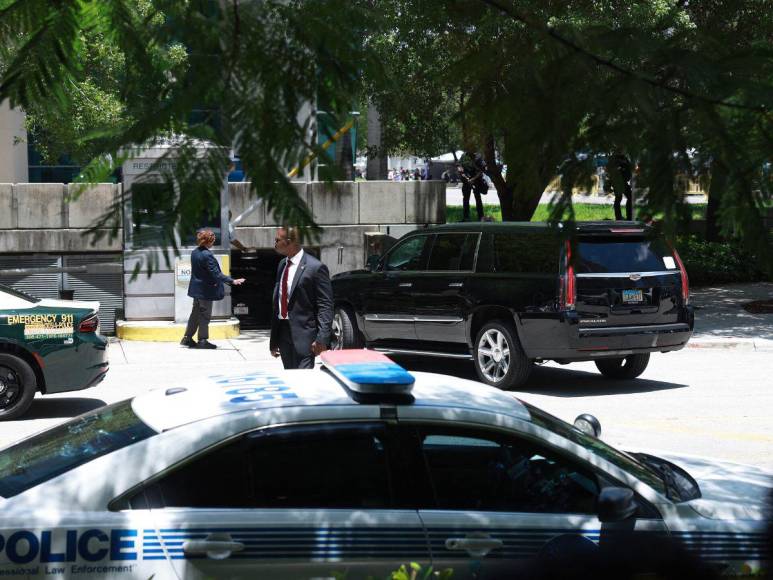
[320,350,415,395]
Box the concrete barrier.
[359,181,405,223]
[0,184,13,229]
[16,183,66,229]
[67,183,119,229]
[310,181,358,225]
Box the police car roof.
[131,367,531,432]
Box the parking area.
[2,282,771,470]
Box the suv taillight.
[560,240,577,310]
[672,248,690,304]
[78,313,99,333]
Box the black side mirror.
[366,254,381,272]
[597,487,637,523]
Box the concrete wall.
[0,183,122,252]
[1,179,445,320]
[233,179,446,276]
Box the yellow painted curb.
[116,319,240,342]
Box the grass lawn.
[446,203,708,223]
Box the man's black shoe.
[180,336,195,348]
[196,340,217,349]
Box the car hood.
[656,452,773,520]
[38,298,100,312]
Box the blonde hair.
[196,229,216,246]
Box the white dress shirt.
[278,248,304,320]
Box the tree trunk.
[483,135,514,220]
[706,158,726,241]
[365,101,387,180]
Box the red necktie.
[280,261,290,318]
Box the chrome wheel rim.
[477,329,510,383]
[0,366,21,410]
[331,312,343,350]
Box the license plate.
[234,306,249,315]
[622,289,643,303]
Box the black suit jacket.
[269,251,334,357]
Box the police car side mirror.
[574,414,602,438]
[597,487,638,522]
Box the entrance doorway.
[230,247,320,329]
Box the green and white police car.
[0,283,109,420]
[0,350,767,579]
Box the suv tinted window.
[136,423,393,509]
[413,426,599,514]
[577,236,674,274]
[427,233,478,271]
[477,233,559,274]
[385,235,429,271]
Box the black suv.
[332,222,694,389]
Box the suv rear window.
[577,237,675,274]
[0,400,156,497]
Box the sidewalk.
[109,282,772,365]
[689,282,773,351]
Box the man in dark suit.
[270,226,334,369]
[181,229,245,349]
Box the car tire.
[0,353,37,421]
[331,306,363,350]
[595,354,650,380]
[473,320,532,390]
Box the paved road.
[5,338,772,471]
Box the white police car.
[0,350,768,579]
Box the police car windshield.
[0,283,40,303]
[0,400,157,498]
[524,403,667,495]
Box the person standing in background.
[181,229,245,349]
[458,151,486,221]
[270,226,334,369]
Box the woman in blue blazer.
[181,229,245,349]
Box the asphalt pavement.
[106,281,772,367]
[3,281,771,469]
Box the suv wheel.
[0,354,37,420]
[473,321,532,390]
[595,354,650,380]
[331,306,363,350]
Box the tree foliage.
[365,0,772,268]
[0,0,370,263]
[0,0,770,270]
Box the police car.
[0,283,108,420]
[0,351,767,579]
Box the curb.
[688,337,773,351]
[115,318,240,342]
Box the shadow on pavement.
[519,365,688,397]
[392,356,687,397]
[26,397,106,419]
[231,330,272,343]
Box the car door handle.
[445,536,503,557]
[448,282,463,287]
[399,282,413,288]
[182,540,245,559]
